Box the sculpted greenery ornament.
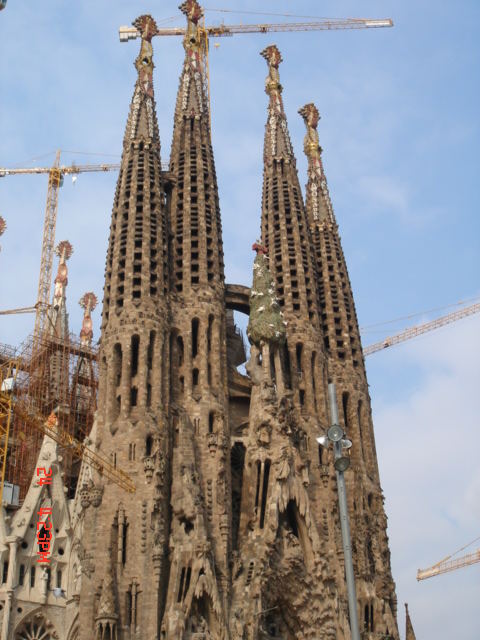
[247,242,286,346]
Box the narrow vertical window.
[146,435,153,457]
[30,566,36,587]
[177,568,186,602]
[2,561,8,583]
[259,460,271,529]
[113,343,122,386]
[342,392,350,430]
[19,564,25,586]
[191,318,199,358]
[131,335,140,377]
[254,460,262,509]
[184,566,192,599]
[296,343,303,377]
[147,330,155,371]
[192,368,199,387]
[122,520,128,566]
[208,412,214,434]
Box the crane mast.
[0,153,121,340]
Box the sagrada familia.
[0,2,405,638]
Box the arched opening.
[15,613,58,640]
[185,593,216,638]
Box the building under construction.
[0,243,99,502]
[8,1,476,638]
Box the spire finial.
[299,102,335,224]
[53,241,73,310]
[179,0,203,24]
[79,292,98,347]
[133,15,158,97]
[261,45,283,97]
[298,102,322,158]
[179,1,204,60]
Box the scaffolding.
[0,330,98,501]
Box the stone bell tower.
[73,2,400,638]
[77,13,173,640]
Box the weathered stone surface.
[1,5,399,639]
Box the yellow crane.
[0,152,120,339]
[417,536,480,581]
[118,3,393,115]
[362,302,480,357]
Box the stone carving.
[79,292,98,347]
[53,240,73,309]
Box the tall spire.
[169,0,224,293]
[259,46,326,421]
[79,292,98,347]
[260,46,319,325]
[298,103,335,225]
[49,240,72,338]
[299,102,363,369]
[164,1,230,623]
[101,14,169,330]
[405,603,417,640]
[79,18,172,639]
[300,104,399,636]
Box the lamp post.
[317,383,360,640]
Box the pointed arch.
[14,609,59,640]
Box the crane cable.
[360,297,480,333]
[433,535,480,567]
[204,8,332,20]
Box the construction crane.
[362,302,480,357]
[119,16,393,42]
[0,359,135,499]
[417,537,480,581]
[119,4,393,117]
[0,152,120,340]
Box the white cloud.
[373,315,480,639]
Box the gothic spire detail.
[123,15,161,150]
[79,292,97,347]
[299,102,335,224]
[405,603,417,640]
[95,570,118,640]
[169,0,225,292]
[299,101,363,368]
[261,45,294,163]
[101,15,168,328]
[260,46,319,324]
[177,0,207,116]
[49,240,72,338]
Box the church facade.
[0,2,399,638]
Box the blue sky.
[1,2,479,638]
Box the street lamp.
[316,383,360,640]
